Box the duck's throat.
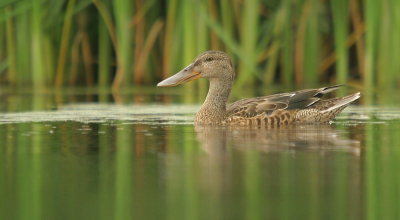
[195,79,232,124]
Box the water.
[0,89,399,220]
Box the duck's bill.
[157,63,201,87]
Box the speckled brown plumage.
[158,51,360,125]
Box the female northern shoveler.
[157,51,360,125]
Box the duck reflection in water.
[194,124,360,155]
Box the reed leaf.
[264,8,285,85]
[0,1,31,23]
[237,0,259,87]
[81,29,94,86]
[182,0,197,101]
[98,13,111,87]
[111,0,133,91]
[364,0,381,102]
[0,22,3,59]
[54,0,76,87]
[294,0,309,86]
[197,2,262,83]
[302,0,319,87]
[196,1,210,99]
[5,6,17,85]
[281,0,293,87]
[42,36,55,85]
[16,2,31,84]
[134,20,164,84]
[162,0,178,78]
[197,2,241,56]
[220,0,234,56]
[378,0,400,89]
[391,0,400,83]
[0,21,6,75]
[331,0,349,85]
[349,0,365,80]
[93,0,118,56]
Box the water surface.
[0,89,399,220]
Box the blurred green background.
[0,0,398,96]
[2,1,400,219]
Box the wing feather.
[227,85,343,118]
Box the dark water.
[0,89,399,220]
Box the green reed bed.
[0,0,399,96]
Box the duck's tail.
[319,92,361,113]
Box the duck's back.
[226,85,360,125]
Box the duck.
[157,51,360,125]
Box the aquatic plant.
[0,0,398,95]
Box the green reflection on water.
[366,121,400,220]
[0,89,400,219]
[0,118,399,219]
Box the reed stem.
[331,0,349,85]
[112,0,133,91]
[55,0,76,87]
[364,0,381,102]
[237,0,259,87]
[5,6,17,85]
[15,2,30,85]
[98,16,111,87]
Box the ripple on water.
[0,104,398,125]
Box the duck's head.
[157,51,234,87]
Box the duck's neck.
[195,78,232,125]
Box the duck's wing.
[227,85,343,118]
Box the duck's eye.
[205,57,213,62]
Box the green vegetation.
[0,0,399,92]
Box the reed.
[263,11,282,86]
[331,0,349,85]
[294,0,308,86]
[237,0,259,87]
[162,0,178,79]
[15,3,31,85]
[98,13,112,86]
[0,0,398,96]
[181,0,197,99]
[98,15,111,87]
[196,3,210,99]
[281,0,293,87]
[364,0,381,102]
[302,0,319,87]
[392,0,400,85]
[220,0,234,55]
[111,0,133,91]
[30,0,47,88]
[377,0,400,90]
[0,22,5,76]
[55,0,76,87]
[5,6,16,85]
